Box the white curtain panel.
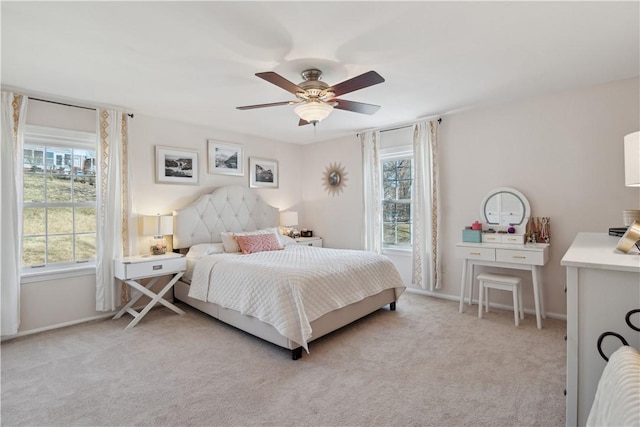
[1,92,27,335]
[360,130,382,253]
[96,110,132,311]
[412,120,441,290]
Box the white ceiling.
[2,1,638,144]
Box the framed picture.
[207,140,244,176]
[249,157,278,189]
[155,146,198,185]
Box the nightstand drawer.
[295,237,323,247]
[115,256,186,280]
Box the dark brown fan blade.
[328,71,385,97]
[236,101,292,110]
[332,99,381,115]
[256,72,304,95]
[298,118,311,126]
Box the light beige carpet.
[1,292,566,426]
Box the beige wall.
[301,77,640,318]
[12,76,639,335]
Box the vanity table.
[457,187,550,329]
[456,241,549,328]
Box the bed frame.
[172,185,397,359]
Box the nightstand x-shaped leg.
[113,271,186,330]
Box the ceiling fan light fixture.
[294,101,333,125]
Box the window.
[22,126,97,271]
[380,147,413,249]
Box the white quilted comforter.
[188,245,405,350]
[586,345,640,427]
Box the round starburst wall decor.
[322,162,348,196]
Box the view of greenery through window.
[22,144,97,267]
[382,158,412,246]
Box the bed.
[172,185,405,359]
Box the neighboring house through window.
[380,145,413,251]
[22,125,97,272]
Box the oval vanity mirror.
[480,187,530,226]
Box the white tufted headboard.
[172,185,279,249]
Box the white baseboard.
[404,287,567,321]
[2,311,116,341]
[1,301,172,342]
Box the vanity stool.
[478,273,523,326]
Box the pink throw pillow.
[235,233,282,254]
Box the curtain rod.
[357,117,442,137]
[30,97,134,118]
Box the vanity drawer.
[496,249,544,265]
[455,247,496,261]
[481,233,501,243]
[501,234,525,244]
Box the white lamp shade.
[624,131,640,187]
[294,101,333,123]
[280,211,298,227]
[143,214,173,236]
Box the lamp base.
[150,236,167,255]
[615,221,640,253]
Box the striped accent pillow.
[235,233,282,254]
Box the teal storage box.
[462,229,482,243]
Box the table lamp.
[279,211,298,237]
[624,131,640,187]
[616,132,640,253]
[143,213,173,255]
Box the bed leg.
[292,347,303,360]
[390,301,396,311]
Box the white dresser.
[456,241,550,328]
[561,232,640,427]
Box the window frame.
[21,125,98,279]
[379,146,414,254]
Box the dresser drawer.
[115,257,186,280]
[455,246,496,261]
[481,234,501,243]
[496,249,544,265]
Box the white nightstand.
[113,252,187,330]
[294,237,323,247]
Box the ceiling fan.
[236,69,385,126]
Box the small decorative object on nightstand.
[294,237,323,247]
[113,252,186,330]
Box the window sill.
[382,247,413,257]
[21,263,96,284]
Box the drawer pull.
[470,252,481,255]
[152,265,163,271]
[512,256,526,259]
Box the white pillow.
[220,228,281,253]
[186,243,225,259]
[277,234,297,247]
